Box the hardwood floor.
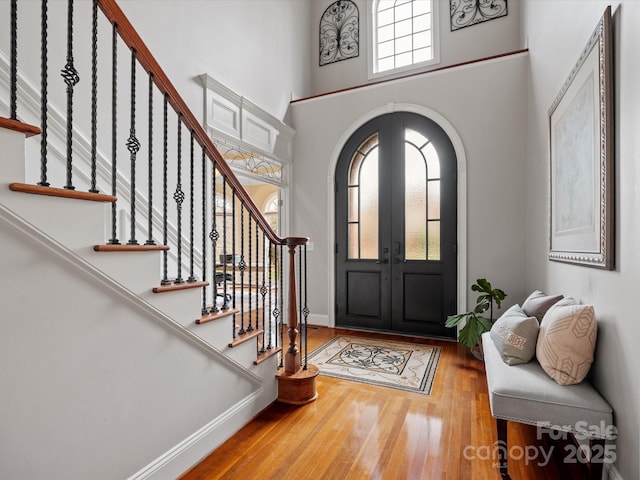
[180,327,589,480]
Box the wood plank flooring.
[180,327,589,480]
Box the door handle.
[376,258,389,264]
[393,242,403,263]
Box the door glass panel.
[405,128,441,261]
[428,220,440,260]
[405,142,427,260]
[428,180,440,220]
[348,223,359,258]
[348,134,379,259]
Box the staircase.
[0,1,316,479]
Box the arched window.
[370,0,439,77]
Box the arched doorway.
[334,112,457,338]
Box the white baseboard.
[127,389,265,480]
[307,313,329,328]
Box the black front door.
[335,112,457,338]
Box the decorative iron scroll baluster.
[89,0,99,193]
[247,215,253,332]
[61,0,80,190]
[238,204,246,334]
[210,159,219,312]
[222,177,229,310]
[39,0,50,187]
[187,131,196,282]
[9,0,17,120]
[160,94,170,285]
[201,147,208,315]
[126,49,140,245]
[145,73,156,245]
[107,23,119,245]
[173,115,185,284]
[278,244,284,368]
[303,244,309,370]
[260,231,267,353]
[267,240,273,350]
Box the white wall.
[119,0,313,121]
[523,2,639,479]
[310,0,522,97]
[290,52,529,325]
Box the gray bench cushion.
[482,332,613,439]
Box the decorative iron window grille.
[320,0,359,66]
[212,137,284,185]
[450,0,508,31]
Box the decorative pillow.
[522,290,564,322]
[490,304,539,365]
[536,297,597,385]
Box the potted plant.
[445,278,506,359]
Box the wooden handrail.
[97,0,301,247]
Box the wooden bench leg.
[496,418,510,479]
[588,438,604,480]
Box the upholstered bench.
[482,332,614,479]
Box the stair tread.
[196,308,239,325]
[94,244,169,252]
[229,329,263,348]
[254,346,282,365]
[0,117,41,137]
[152,280,208,293]
[9,183,116,202]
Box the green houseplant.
[445,278,506,350]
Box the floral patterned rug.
[307,336,441,395]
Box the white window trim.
[366,0,440,80]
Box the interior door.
[335,112,457,338]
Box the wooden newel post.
[276,236,319,405]
[285,242,301,374]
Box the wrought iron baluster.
[61,0,80,190]
[255,217,260,332]
[9,0,17,120]
[89,0,99,193]
[222,177,229,310]
[260,231,267,353]
[160,94,170,285]
[126,49,140,245]
[298,244,304,368]
[107,23,119,245]
[278,244,284,368]
[209,160,219,312]
[247,215,253,332]
[173,115,185,284]
[303,244,309,370]
[231,190,237,311]
[39,0,50,187]
[238,204,246,334]
[145,73,156,245]
[201,147,208,315]
[267,241,274,350]
[187,131,196,282]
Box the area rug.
[307,336,441,395]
